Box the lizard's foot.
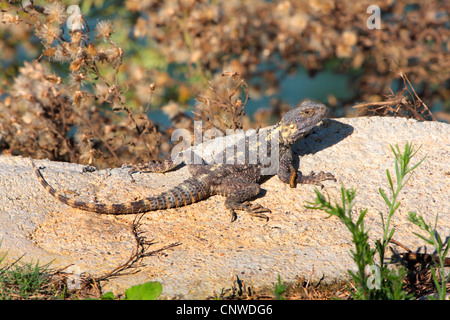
[297,171,336,188]
[244,202,271,220]
[226,202,271,222]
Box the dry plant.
[92,214,181,287]
[212,271,351,300]
[354,70,437,121]
[0,0,447,168]
[0,0,164,168]
[41,214,179,300]
[128,0,448,117]
[194,71,251,133]
[390,239,450,299]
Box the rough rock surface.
[0,116,448,299]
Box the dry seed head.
[106,47,123,67]
[44,74,62,84]
[42,47,57,58]
[69,73,87,87]
[69,57,84,72]
[73,90,86,106]
[85,43,98,59]
[70,30,84,46]
[44,2,67,25]
[96,20,114,40]
[1,13,20,24]
[60,41,80,60]
[49,44,71,63]
[37,23,62,44]
[342,31,358,46]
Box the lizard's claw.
[227,202,270,222]
[230,209,238,222]
[289,165,297,188]
[243,202,271,221]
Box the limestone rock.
[0,116,448,298]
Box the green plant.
[100,291,116,300]
[0,258,54,300]
[97,282,163,300]
[274,274,286,300]
[0,238,166,300]
[408,212,450,300]
[376,143,426,268]
[306,142,424,299]
[123,281,162,300]
[307,187,372,299]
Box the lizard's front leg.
[277,148,335,188]
[212,179,270,222]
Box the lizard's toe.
[316,171,336,182]
[245,202,271,214]
[226,202,270,221]
[230,209,238,222]
[297,171,336,186]
[244,202,270,220]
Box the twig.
[92,213,181,286]
[353,97,406,109]
[389,239,411,253]
[399,71,437,121]
[390,239,450,267]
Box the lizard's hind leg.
[213,179,270,222]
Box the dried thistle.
[194,71,249,133]
[43,1,66,25]
[95,20,114,40]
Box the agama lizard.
[32,100,336,221]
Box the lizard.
[32,99,336,221]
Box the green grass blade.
[378,188,391,207]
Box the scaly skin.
[32,100,336,221]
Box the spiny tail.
[31,160,209,214]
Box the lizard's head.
[277,100,327,146]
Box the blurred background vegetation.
[0,0,448,168]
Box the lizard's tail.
[31,160,209,214]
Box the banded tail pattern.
[32,160,209,214]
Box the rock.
[0,116,448,299]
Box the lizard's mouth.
[278,100,327,146]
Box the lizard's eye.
[289,123,295,129]
[302,110,313,117]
